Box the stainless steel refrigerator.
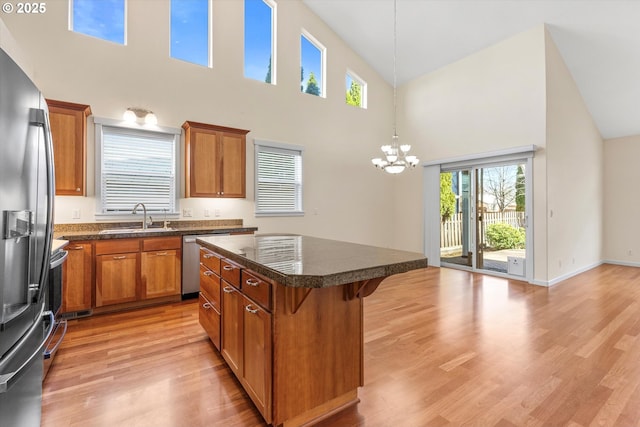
[0,47,55,426]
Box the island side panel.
[272,283,363,426]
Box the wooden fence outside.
[441,211,525,249]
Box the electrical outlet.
[72,209,80,219]
[214,209,221,217]
[204,209,210,217]
[628,249,633,256]
[182,208,192,217]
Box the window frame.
[94,117,182,220]
[170,0,212,67]
[244,0,277,84]
[300,30,326,98]
[346,69,367,109]
[254,140,304,217]
[69,0,127,45]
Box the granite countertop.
[53,219,257,241]
[197,234,428,288]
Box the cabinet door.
[242,294,272,423]
[190,130,221,197]
[141,249,181,299]
[220,132,246,198]
[221,282,243,376]
[46,100,91,196]
[183,121,249,198]
[199,293,221,350]
[61,242,93,313]
[95,252,138,306]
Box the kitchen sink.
[99,227,176,235]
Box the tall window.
[95,120,180,216]
[70,0,126,44]
[255,141,304,217]
[300,31,325,97]
[244,0,276,84]
[171,0,210,67]
[346,71,367,108]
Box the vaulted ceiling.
[303,0,640,139]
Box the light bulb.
[145,112,158,125]
[123,109,136,122]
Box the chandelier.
[371,0,419,174]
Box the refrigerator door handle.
[0,310,54,393]
[29,107,55,296]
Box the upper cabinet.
[47,99,92,196]
[183,121,249,198]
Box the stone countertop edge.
[196,238,429,289]
[55,226,258,241]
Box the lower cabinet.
[198,293,221,349]
[220,282,272,422]
[61,241,93,314]
[94,236,181,309]
[95,252,139,306]
[141,248,181,299]
[221,282,243,375]
[240,293,272,421]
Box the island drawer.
[200,264,221,310]
[241,270,271,311]
[198,293,220,350]
[200,248,221,274]
[221,259,242,288]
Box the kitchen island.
[196,234,427,427]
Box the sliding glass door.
[439,160,528,278]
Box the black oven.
[43,248,68,380]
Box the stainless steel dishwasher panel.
[182,234,228,298]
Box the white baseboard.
[532,261,604,287]
[602,259,640,268]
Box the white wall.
[2,0,397,247]
[393,26,548,282]
[603,135,640,265]
[544,28,604,283]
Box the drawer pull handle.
[245,304,259,314]
[70,246,84,250]
[245,279,259,287]
[203,271,215,277]
[223,286,234,293]
[203,254,214,259]
[202,302,212,309]
[113,255,126,260]
[155,252,168,256]
[223,265,234,271]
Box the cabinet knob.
[76,188,81,192]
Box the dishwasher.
[182,234,229,298]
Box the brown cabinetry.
[198,247,273,423]
[61,241,93,313]
[95,239,139,307]
[183,121,249,198]
[141,237,181,299]
[46,99,91,196]
[95,237,182,308]
[199,248,222,349]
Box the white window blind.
[98,125,178,214]
[255,141,303,216]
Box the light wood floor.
[42,264,640,426]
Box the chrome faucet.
[132,203,152,229]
